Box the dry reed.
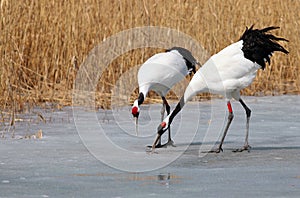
[0,0,299,112]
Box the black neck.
[169,96,185,125]
[138,92,144,105]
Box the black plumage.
[151,26,289,152]
[240,25,289,70]
[137,92,144,105]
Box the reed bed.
[0,0,299,112]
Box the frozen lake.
[0,95,300,197]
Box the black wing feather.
[166,47,198,74]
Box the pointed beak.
[151,122,167,151]
[132,106,139,136]
[135,117,138,136]
[151,133,161,151]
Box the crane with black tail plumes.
[151,25,289,153]
[132,47,199,148]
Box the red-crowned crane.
[152,26,289,152]
[132,47,199,148]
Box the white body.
[183,40,261,102]
[138,50,191,98]
[153,26,289,151]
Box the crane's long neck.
[133,92,145,109]
[168,96,185,125]
[137,92,144,105]
[167,72,206,125]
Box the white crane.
[152,26,289,152]
[132,47,199,148]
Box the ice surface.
[0,96,299,197]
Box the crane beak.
[151,133,161,152]
[135,117,139,136]
[151,122,167,152]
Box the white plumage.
[152,26,289,152]
[184,40,259,101]
[138,50,192,99]
[132,47,198,147]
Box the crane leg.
[204,101,234,153]
[154,101,166,147]
[163,97,175,147]
[152,97,175,148]
[233,99,252,152]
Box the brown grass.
[0,0,299,112]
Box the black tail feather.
[166,47,198,74]
[259,26,279,33]
[240,25,289,69]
